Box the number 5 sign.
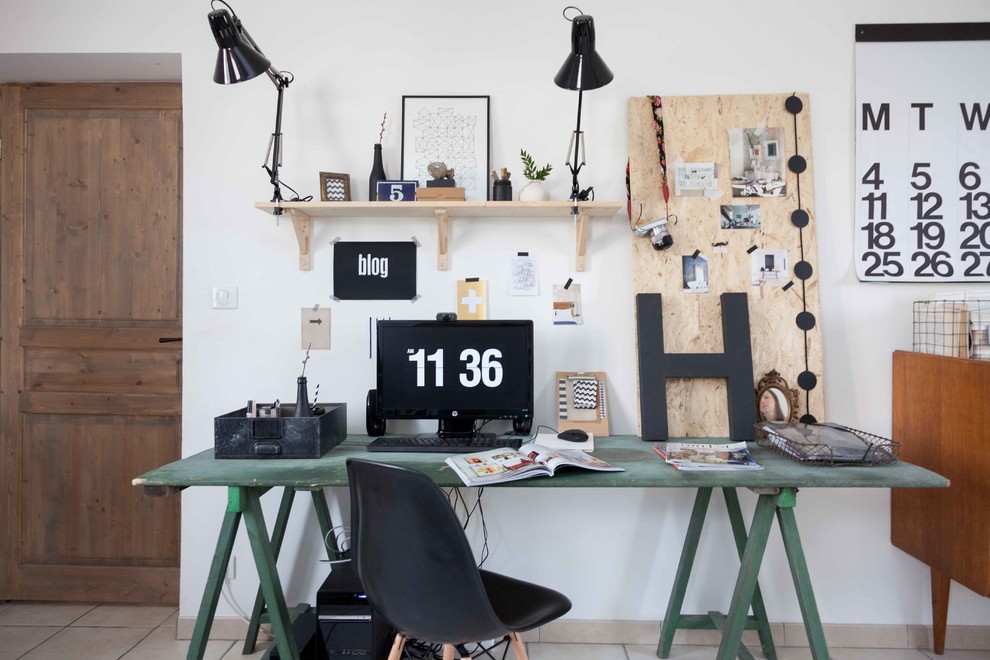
[855,23,990,281]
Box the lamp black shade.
[554,13,613,91]
[208,8,270,84]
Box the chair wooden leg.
[509,632,528,660]
[387,633,407,660]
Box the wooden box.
[416,187,465,201]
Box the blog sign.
[333,241,417,300]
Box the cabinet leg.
[931,568,950,655]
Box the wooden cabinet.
[891,350,990,654]
[255,200,624,271]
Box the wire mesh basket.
[913,296,990,360]
[754,421,900,466]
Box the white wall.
[3,0,990,627]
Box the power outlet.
[301,308,331,350]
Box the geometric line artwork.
[598,380,608,419]
[325,178,346,201]
[558,378,569,419]
[413,107,478,192]
[572,378,598,409]
[402,96,490,202]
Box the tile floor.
[1,601,989,660]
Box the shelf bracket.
[435,208,449,271]
[288,209,312,271]
[575,211,589,272]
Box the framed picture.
[555,371,610,437]
[319,172,351,201]
[765,139,779,159]
[401,95,490,202]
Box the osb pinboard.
[627,93,824,437]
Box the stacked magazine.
[445,444,624,487]
[653,441,763,471]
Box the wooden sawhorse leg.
[186,486,300,660]
[658,487,777,660]
[775,498,827,658]
[242,487,339,654]
[723,488,777,660]
[715,487,828,660]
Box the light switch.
[212,285,238,309]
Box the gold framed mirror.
[755,369,799,423]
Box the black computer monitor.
[374,319,534,439]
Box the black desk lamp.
[208,0,294,214]
[554,6,613,215]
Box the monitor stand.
[417,417,494,442]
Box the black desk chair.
[346,458,572,660]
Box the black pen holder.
[493,180,512,201]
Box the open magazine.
[445,444,624,487]
[653,441,763,471]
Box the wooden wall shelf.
[254,200,624,271]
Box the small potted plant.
[519,149,553,201]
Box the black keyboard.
[366,435,523,453]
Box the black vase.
[293,376,311,417]
[369,144,387,201]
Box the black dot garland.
[786,93,818,424]
[785,95,804,114]
[794,261,813,280]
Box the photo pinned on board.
[682,254,709,293]
[728,127,786,198]
[751,249,789,286]
[553,282,583,325]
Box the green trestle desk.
[133,435,948,660]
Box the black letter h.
[636,293,756,441]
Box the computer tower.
[267,611,325,660]
[317,564,394,660]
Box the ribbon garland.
[648,95,671,210]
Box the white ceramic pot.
[518,180,548,202]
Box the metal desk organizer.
[214,403,346,458]
[755,420,900,466]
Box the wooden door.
[0,83,182,603]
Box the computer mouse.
[557,429,589,442]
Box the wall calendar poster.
[855,23,990,282]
